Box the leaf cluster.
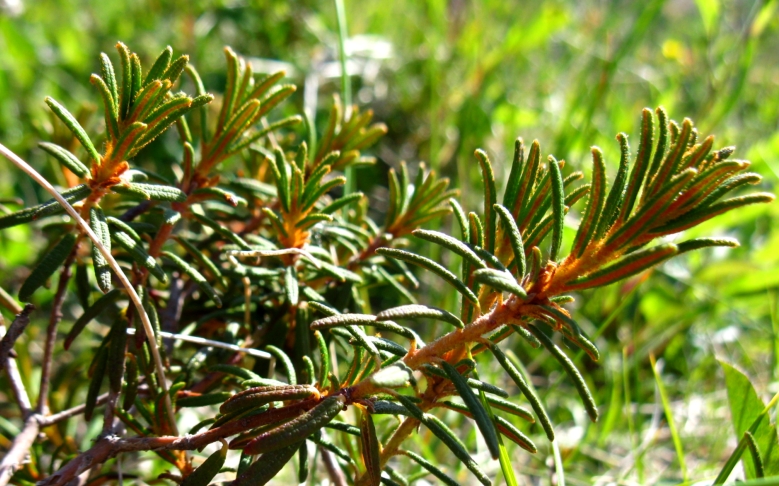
[0,41,773,486]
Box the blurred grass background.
[0,0,778,484]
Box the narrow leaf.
[494,204,526,278]
[441,361,500,459]
[90,206,112,293]
[403,450,459,486]
[65,288,122,350]
[360,410,381,486]
[412,229,486,270]
[45,97,101,165]
[472,268,527,299]
[111,231,168,283]
[220,385,320,414]
[485,342,554,441]
[548,156,565,261]
[566,243,678,290]
[39,142,90,178]
[265,344,297,385]
[162,251,221,307]
[527,326,598,422]
[376,304,463,329]
[474,149,497,253]
[232,441,301,486]
[242,396,345,455]
[376,248,478,306]
[19,233,77,301]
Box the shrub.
[0,42,774,485]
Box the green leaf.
[45,97,101,165]
[85,346,108,421]
[132,183,187,202]
[472,268,526,299]
[441,361,500,459]
[162,251,221,307]
[449,198,470,242]
[494,415,537,453]
[265,345,297,385]
[403,450,459,486]
[485,341,554,441]
[369,364,413,389]
[412,229,486,270]
[720,361,779,478]
[39,142,90,178]
[111,231,167,283]
[177,392,232,408]
[243,396,345,455]
[314,330,330,389]
[676,237,739,255]
[375,304,463,329]
[90,206,112,293]
[320,192,364,215]
[572,147,607,258]
[502,138,525,211]
[547,156,565,261]
[745,431,765,478]
[474,149,497,253]
[192,212,252,250]
[19,233,77,301]
[175,237,222,280]
[376,248,478,306]
[106,216,142,243]
[360,409,381,486]
[0,185,91,230]
[144,46,172,84]
[182,441,228,486]
[528,326,598,422]
[620,108,655,221]
[220,385,319,414]
[595,133,630,239]
[122,355,139,411]
[566,243,677,290]
[284,266,299,305]
[494,204,526,278]
[107,316,127,393]
[209,364,262,382]
[65,288,122,350]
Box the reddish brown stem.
[37,242,79,414]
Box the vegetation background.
[0,0,777,484]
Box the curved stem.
[0,143,177,435]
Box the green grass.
[0,1,777,484]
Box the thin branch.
[41,398,319,486]
[0,415,39,486]
[321,446,348,486]
[126,328,272,359]
[37,247,78,414]
[0,304,34,372]
[38,392,110,427]
[0,143,178,435]
[0,319,32,417]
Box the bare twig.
[321,446,348,486]
[0,318,33,417]
[125,328,271,359]
[38,392,111,427]
[0,143,177,434]
[0,415,39,486]
[0,304,34,372]
[40,398,319,486]
[37,247,78,414]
